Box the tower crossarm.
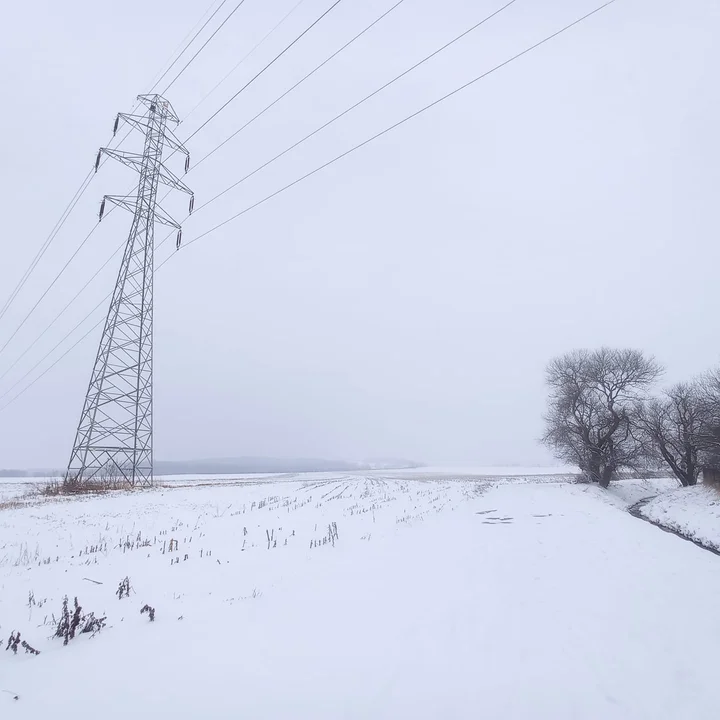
[159,127,190,162]
[152,204,181,229]
[101,195,181,229]
[157,163,193,195]
[97,149,144,174]
[115,114,190,166]
[98,148,192,194]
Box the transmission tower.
[66,94,193,488]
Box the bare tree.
[635,383,705,486]
[695,368,720,476]
[542,348,662,487]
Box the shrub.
[54,596,106,645]
[5,631,40,655]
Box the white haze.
[0,0,718,469]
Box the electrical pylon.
[65,94,193,488]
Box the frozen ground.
[2,471,720,719]
[0,478,51,505]
[0,465,575,502]
[587,476,680,509]
[0,467,575,506]
[640,484,720,551]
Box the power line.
[0,0,242,358]
[148,0,232,94]
[159,0,405,223]
[109,0,357,246]
[0,203,192,407]
[151,0,409,250]
[3,103,151,318]
[0,115,146,360]
[0,122,176,367]
[143,0,226,94]
[184,0,618,248]
[0,222,108,357]
[0,309,106,412]
[162,0,249,95]
[0,241,124,383]
[0,123,130,328]
[0,0,619,413]
[2,0,402,363]
[0,291,108,408]
[184,0,349,143]
[0,169,94,324]
[0,0,239,378]
[0,1,233,340]
[193,0,409,171]
[183,0,309,123]
[192,0,518,212]
[0,0,332,351]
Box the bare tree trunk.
[684,445,698,486]
[587,452,602,484]
[599,465,614,488]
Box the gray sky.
[1,0,718,469]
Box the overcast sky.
[0,0,718,469]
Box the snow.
[640,484,720,551]
[593,476,680,509]
[2,472,720,718]
[0,478,54,504]
[393,464,577,476]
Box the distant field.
[0,465,576,503]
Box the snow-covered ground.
[640,484,720,552]
[593,476,680,509]
[0,465,576,502]
[2,472,719,719]
[0,478,53,504]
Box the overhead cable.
[183,0,349,143]
[0,0,619,413]
[193,0,518,211]
[185,1,617,246]
[193,0,410,170]
[162,0,250,95]
[148,0,232,94]
[183,0,309,123]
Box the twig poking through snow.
[116,576,132,599]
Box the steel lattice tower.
[66,94,193,488]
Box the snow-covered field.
[2,471,720,719]
[0,465,576,503]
